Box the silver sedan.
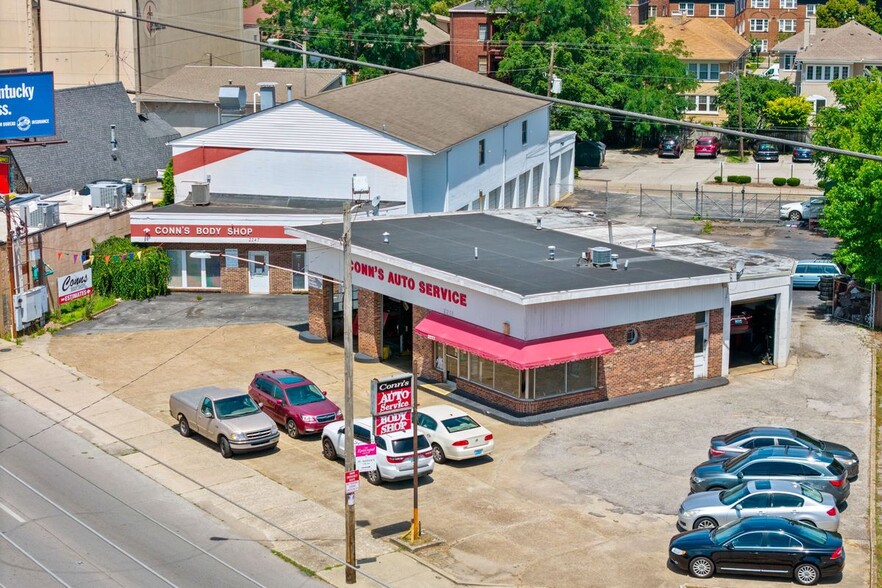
[678,480,840,532]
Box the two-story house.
[640,16,751,125]
[774,19,882,112]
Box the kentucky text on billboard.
[0,72,56,140]
[57,268,93,304]
[371,374,414,416]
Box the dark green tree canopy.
[812,73,882,284]
[715,75,795,131]
[816,0,882,33]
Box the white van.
[757,64,780,80]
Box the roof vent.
[547,245,556,261]
[258,82,277,111]
[590,247,611,266]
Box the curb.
[871,345,879,588]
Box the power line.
[44,0,882,164]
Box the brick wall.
[308,278,334,341]
[357,289,383,359]
[449,12,499,73]
[412,305,434,377]
[708,308,724,378]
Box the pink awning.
[414,312,614,370]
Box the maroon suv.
[248,370,342,438]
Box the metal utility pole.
[410,370,419,542]
[114,10,125,83]
[302,41,308,98]
[546,42,556,97]
[736,72,744,160]
[342,200,357,585]
[4,194,17,339]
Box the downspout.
[445,150,450,211]
[502,124,507,206]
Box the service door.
[694,311,709,379]
[248,251,270,294]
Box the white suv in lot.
[321,418,434,485]
[780,197,826,221]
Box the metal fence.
[574,180,820,223]
[823,278,879,330]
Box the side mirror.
[734,503,743,511]
[204,411,214,419]
[737,472,744,479]
[322,390,328,396]
[258,402,264,408]
[275,399,283,406]
[725,543,735,550]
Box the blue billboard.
[0,71,56,140]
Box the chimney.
[258,82,277,111]
[809,16,816,35]
[286,83,293,102]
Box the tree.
[261,0,432,73]
[816,0,882,34]
[91,237,171,300]
[812,72,882,284]
[764,96,812,128]
[716,75,794,131]
[161,160,175,207]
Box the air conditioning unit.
[590,246,612,266]
[13,203,33,228]
[191,182,210,206]
[29,202,60,229]
[88,182,127,209]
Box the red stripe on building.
[346,153,408,177]
[173,147,251,175]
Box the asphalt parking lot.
[45,217,872,587]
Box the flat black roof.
[300,213,728,296]
[149,194,404,215]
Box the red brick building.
[449,1,507,75]
[296,210,793,418]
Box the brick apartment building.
[449,1,507,75]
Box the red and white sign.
[344,469,360,494]
[57,268,93,304]
[352,260,469,307]
[374,411,412,436]
[130,223,300,244]
[355,443,377,472]
[371,373,414,416]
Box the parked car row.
[169,370,495,485]
[657,136,813,162]
[669,426,857,585]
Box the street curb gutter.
[399,551,514,588]
[871,346,878,588]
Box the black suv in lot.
[658,136,683,158]
[753,142,780,162]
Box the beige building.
[1,0,259,92]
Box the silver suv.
[689,446,850,505]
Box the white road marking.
[0,500,25,523]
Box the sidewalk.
[0,337,468,588]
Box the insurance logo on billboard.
[0,72,55,141]
[57,268,93,304]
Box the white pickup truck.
[169,387,279,458]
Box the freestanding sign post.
[57,268,93,305]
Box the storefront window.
[533,363,566,398]
[494,363,521,397]
[567,359,597,392]
[205,254,221,288]
[292,252,305,290]
[168,251,183,288]
[167,250,221,289]
[479,356,494,388]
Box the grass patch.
[271,549,316,576]
[52,294,117,325]
[725,155,750,163]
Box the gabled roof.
[243,0,270,27]
[419,18,450,47]
[449,1,507,13]
[137,65,345,105]
[797,20,882,62]
[9,83,178,194]
[640,17,751,61]
[773,28,833,53]
[302,61,548,153]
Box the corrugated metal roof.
[302,61,548,153]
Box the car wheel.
[788,210,803,221]
[219,436,233,459]
[693,517,718,530]
[689,556,715,579]
[178,415,192,437]
[365,468,382,486]
[707,486,726,491]
[431,443,447,464]
[794,562,820,586]
[286,419,301,439]
[321,437,337,460]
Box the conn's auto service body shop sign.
[57,268,92,304]
[370,373,414,436]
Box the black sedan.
[669,517,844,585]
[793,147,814,162]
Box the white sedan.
[416,404,494,463]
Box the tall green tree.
[716,75,794,131]
[262,0,432,72]
[812,72,882,284]
[816,0,882,34]
[764,96,812,128]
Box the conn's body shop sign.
[57,268,93,304]
[370,373,414,436]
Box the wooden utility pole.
[302,41,308,98]
[342,200,356,584]
[4,194,17,339]
[546,43,557,97]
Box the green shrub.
[161,160,174,206]
[726,175,739,183]
[714,176,723,183]
[734,175,751,184]
[702,221,713,234]
[91,236,170,300]
[786,177,801,186]
[772,177,787,186]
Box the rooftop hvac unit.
[191,182,210,206]
[88,182,127,209]
[590,246,612,266]
[13,203,33,228]
[29,202,60,229]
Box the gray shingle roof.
[797,21,882,62]
[10,83,179,194]
[302,61,547,153]
[449,1,507,13]
[137,65,346,105]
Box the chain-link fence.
[574,180,820,223]
[820,277,879,330]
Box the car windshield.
[800,484,824,503]
[722,428,750,444]
[720,483,751,505]
[792,429,822,448]
[711,520,742,544]
[284,384,325,406]
[442,415,480,433]
[662,138,677,144]
[758,143,776,150]
[214,395,262,418]
[827,458,845,476]
[789,520,828,544]
[698,139,714,145]
[390,435,430,454]
[723,451,753,470]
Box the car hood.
[693,460,728,477]
[820,441,857,461]
[670,529,714,550]
[680,490,724,511]
[291,398,340,417]
[223,411,274,430]
[782,201,803,208]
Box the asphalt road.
[0,391,327,588]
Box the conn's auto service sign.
[374,411,412,436]
[371,373,414,416]
[57,268,92,304]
